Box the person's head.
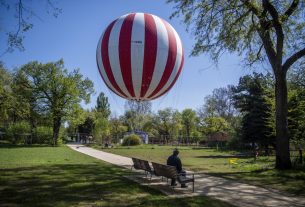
[173,148,179,156]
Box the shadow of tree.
[0,163,235,207]
[206,169,305,196]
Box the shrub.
[122,134,141,146]
[6,121,31,144]
[33,126,53,144]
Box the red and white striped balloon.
[96,12,184,101]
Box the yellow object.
[229,158,239,165]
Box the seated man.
[167,148,187,188]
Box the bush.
[33,126,53,144]
[6,121,31,144]
[122,134,141,146]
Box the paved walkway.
[67,144,305,207]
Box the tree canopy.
[18,59,94,145]
[168,0,305,169]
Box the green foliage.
[93,118,110,145]
[33,126,53,144]
[6,121,30,144]
[122,134,141,146]
[202,116,230,135]
[181,108,198,137]
[199,86,236,120]
[288,68,305,142]
[96,92,111,118]
[66,104,86,133]
[154,108,182,139]
[233,73,274,147]
[19,59,94,146]
[123,100,152,131]
[109,117,128,143]
[168,0,305,169]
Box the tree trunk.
[275,72,292,169]
[52,117,61,146]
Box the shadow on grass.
[206,168,305,196]
[0,141,52,149]
[195,155,253,159]
[0,163,235,207]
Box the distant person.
[167,148,187,188]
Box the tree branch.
[282,0,299,21]
[282,47,305,72]
[262,0,284,67]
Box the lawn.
[0,143,235,207]
[95,144,305,195]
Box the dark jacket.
[167,154,182,173]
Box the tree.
[168,0,305,169]
[287,68,305,143]
[199,86,236,120]
[287,89,305,142]
[202,117,230,136]
[19,59,94,146]
[109,116,128,143]
[154,108,182,140]
[93,117,110,145]
[123,100,152,131]
[1,0,61,55]
[96,92,111,118]
[181,108,198,139]
[233,73,274,149]
[0,63,14,124]
[66,105,86,134]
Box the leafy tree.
[0,63,14,124]
[96,92,111,118]
[287,89,305,142]
[168,0,305,169]
[202,117,230,136]
[78,112,95,135]
[154,108,182,140]
[18,59,94,146]
[0,63,32,125]
[93,117,110,145]
[109,116,128,143]
[123,100,152,131]
[199,86,237,120]
[66,105,86,134]
[233,73,274,149]
[181,108,198,139]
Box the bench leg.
[192,174,194,193]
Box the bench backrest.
[132,157,142,170]
[151,162,177,179]
[132,158,152,172]
[140,159,152,172]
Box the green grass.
[94,144,305,195]
[0,144,235,207]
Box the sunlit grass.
[0,144,235,207]
[94,144,305,195]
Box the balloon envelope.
[96,12,184,101]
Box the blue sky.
[1,0,253,115]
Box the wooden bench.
[152,162,195,192]
[131,157,153,178]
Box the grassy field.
[95,144,305,195]
[0,143,235,207]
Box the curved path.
[67,144,305,207]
